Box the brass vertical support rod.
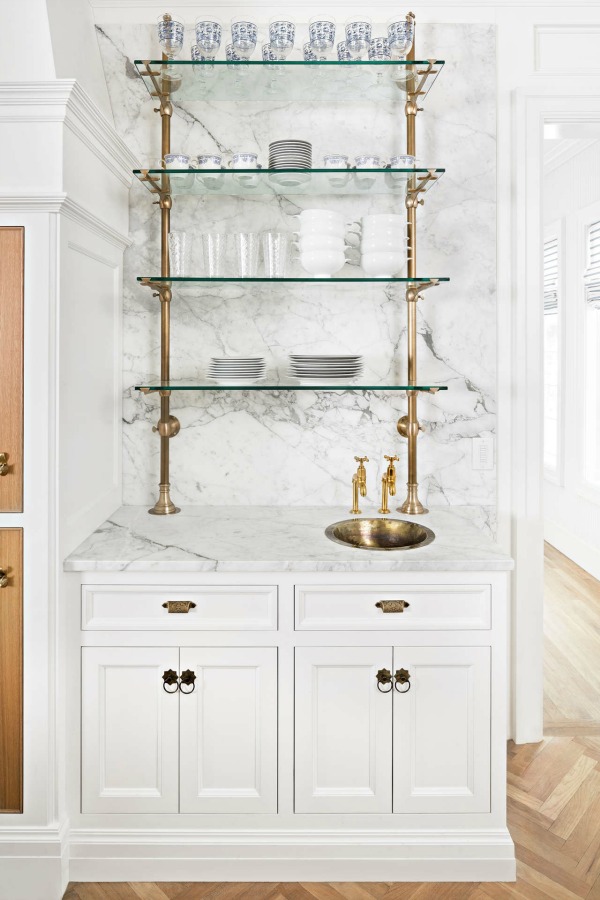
[398,15,428,515]
[149,49,180,515]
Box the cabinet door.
[295,646,392,814]
[393,646,491,814]
[179,647,277,813]
[0,529,23,812]
[82,647,179,813]
[0,227,24,512]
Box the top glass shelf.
[134,59,444,105]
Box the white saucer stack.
[269,139,312,169]
[207,356,266,386]
[288,354,363,385]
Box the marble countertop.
[64,506,513,573]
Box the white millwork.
[67,565,515,883]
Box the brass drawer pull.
[376,668,393,693]
[394,668,411,693]
[0,453,9,475]
[375,600,410,613]
[162,600,197,613]
[0,568,8,588]
[179,669,197,694]
[162,669,179,693]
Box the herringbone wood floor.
[64,546,600,900]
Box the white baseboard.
[0,826,68,900]
[69,828,517,883]
[544,518,600,581]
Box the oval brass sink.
[325,517,435,551]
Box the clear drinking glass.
[156,13,185,58]
[262,231,290,278]
[233,233,261,278]
[345,18,371,59]
[168,231,190,277]
[309,17,336,52]
[201,233,227,277]
[269,18,295,57]
[230,18,258,59]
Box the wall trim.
[545,518,600,581]
[0,194,131,250]
[0,81,137,188]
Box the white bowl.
[361,251,405,277]
[361,236,408,251]
[295,222,347,238]
[362,229,409,243]
[299,250,346,276]
[296,210,345,226]
[297,234,346,251]
[361,213,405,229]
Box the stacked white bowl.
[294,208,348,277]
[360,213,408,277]
[207,356,266,386]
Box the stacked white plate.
[207,356,266,386]
[268,140,312,187]
[288,354,363,385]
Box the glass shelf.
[135,59,444,105]
[139,276,449,286]
[135,380,448,393]
[134,167,443,199]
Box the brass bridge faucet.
[350,456,369,515]
[379,454,399,515]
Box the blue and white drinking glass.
[194,19,222,58]
[230,19,258,59]
[309,17,336,53]
[269,18,295,57]
[387,19,414,59]
[368,37,391,61]
[156,13,185,57]
[344,18,371,59]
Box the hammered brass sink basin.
[325,517,435,551]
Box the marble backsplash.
[96,22,497,526]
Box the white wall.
[543,139,600,579]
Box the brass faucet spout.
[350,455,369,515]
[378,454,399,515]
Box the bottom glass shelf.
[135,381,448,393]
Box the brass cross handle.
[0,453,8,475]
[354,456,369,464]
[394,668,411,693]
[0,569,8,588]
[376,668,393,693]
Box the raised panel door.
[294,646,392,814]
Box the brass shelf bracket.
[406,169,440,207]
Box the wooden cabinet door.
[0,528,23,812]
[179,647,277,813]
[392,646,491,814]
[0,227,24,512]
[81,647,180,813]
[294,646,392,814]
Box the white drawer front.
[295,585,491,631]
[82,585,278,630]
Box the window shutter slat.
[585,220,600,308]
[544,236,558,313]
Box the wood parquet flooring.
[64,735,600,900]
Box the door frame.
[510,85,600,742]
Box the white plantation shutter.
[584,220,600,308]
[543,237,558,313]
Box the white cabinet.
[180,647,277,813]
[82,646,277,814]
[82,647,180,814]
[294,647,393,814]
[393,646,490,814]
[295,645,491,815]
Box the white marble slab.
[96,22,498,524]
[64,505,512,572]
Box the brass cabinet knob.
[376,668,393,693]
[0,569,8,588]
[0,453,8,475]
[375,600,410,613]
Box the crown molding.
[0,81,137,188]
[0,193,131,250]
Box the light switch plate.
[472,436,494,470]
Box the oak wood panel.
[0,227,24,512]
[0,527,23,812]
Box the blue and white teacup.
[195,19,222,55]
[386,155,416,188]
[196,154,223,189]
[309,17,336,52]
[228,152,261,188]
[323,154,350,188]
[368,37,391,61]
[387,19,414,59]
[354,154,383,190]
[164,153,190,169]
[345,19,372,58]
[269,19,295,57]
[230,19,258,59]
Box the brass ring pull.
[162,600,197,614]
[179,669,197,694]
[376,668,393,693]
[0,453,8,476]
[375,600,410,614]
[162,669,179,693]
[394,668,411,693]
[0,569,8,588]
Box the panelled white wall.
[543,139,600,579]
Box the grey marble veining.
[96,22,497,524]
[64,505,512,572]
